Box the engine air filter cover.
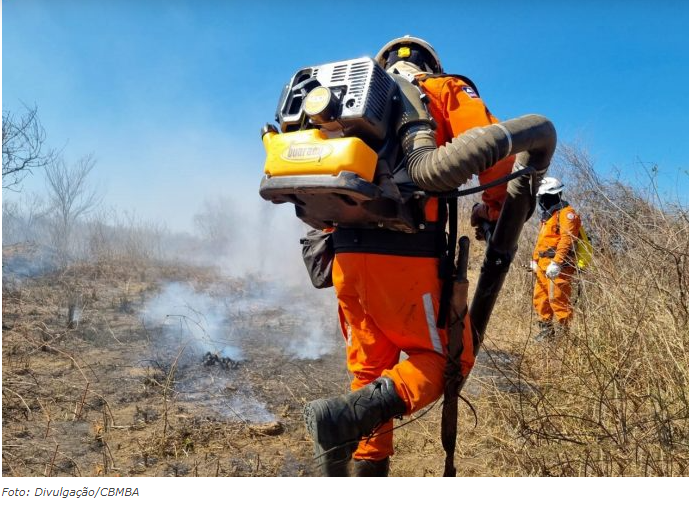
[276,57,398,145]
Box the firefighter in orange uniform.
[530,177,581,340]
[303,36,514,477]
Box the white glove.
[545,261,562,280]
[530,260,539,273]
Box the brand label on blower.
[281,143,333,163]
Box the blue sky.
[3,0,688,231]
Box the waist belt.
[332,226,441,257]
[538,248,556,258]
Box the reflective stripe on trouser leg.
[422,292,444,354]
[332,253,448,461]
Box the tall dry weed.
[474,145,689,476]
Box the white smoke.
[139,278,338,422]
[287,325,336,360]
[141,281,244,360]
[185,194,307,286]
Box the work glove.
[545,261,562,280]
[470,202,495,241]
[530,260,539,273]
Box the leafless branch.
[2,104,55,190]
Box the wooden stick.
[46,444,59,477]
[74,381,90,420]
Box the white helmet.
[375,35,443,74]
[537,176,565,196]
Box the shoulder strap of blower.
[436,196,457,328]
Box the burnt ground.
[2,249,529,477]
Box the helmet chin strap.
[386,60,432,81]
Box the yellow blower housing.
[262,129,377,181]
[259,56,422,232]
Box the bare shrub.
[86,208,167,265]
[479,143,689,476]
[192,195,236,256]
[2,104,55,190]
[2,193,50,246]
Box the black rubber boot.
[303,377,406,477]
[535,320,555,342]
[352,457,390,477]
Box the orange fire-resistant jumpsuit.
[532,205,582,324]
[333,74,514,461]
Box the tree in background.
[193,195,237,256]
[2,104,55,190]
[44,153,101,263]
[2,193,49,245]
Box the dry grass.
[3,145,687,476]
[427,146,689,476]
[2,258,346,477]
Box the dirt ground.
[2,246,528,478]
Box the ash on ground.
[202,351,241,370]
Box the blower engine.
[259,57,425,233]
